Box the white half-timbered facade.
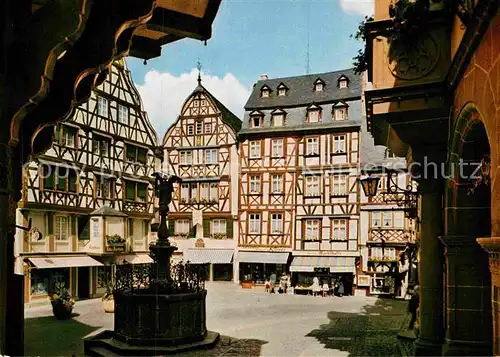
[237,70,363,290]
[15,60,158,304]
[161,80,241,282]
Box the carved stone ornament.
[29,228,42,241]
[387,33,440,80]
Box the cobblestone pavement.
[25,283,408,356]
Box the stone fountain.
[84,173,220,356]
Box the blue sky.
[127,0,373,138]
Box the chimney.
[260,74,268,80]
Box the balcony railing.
[123,200,147,213]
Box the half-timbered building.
[161,79,241,282]
[14,60,158,305]
[237,70,363,290]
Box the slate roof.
[90,206,128,217]
[193,84,242,133]
[245,68,361,110]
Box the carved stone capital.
[439,235,484,256]
[477,237,500,278]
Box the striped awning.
[237,251,290,264]
[28,256,103,269]
[115,254,154,265]
[184,249,233,264]
[290,256,356,273]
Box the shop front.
[290,256,356,295]
[183,248,234,281]
[236,251,290,285]
[24,254,104,305]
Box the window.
[92,136,109,157]
[96,176,112,199]
[271,114,284,127]
[117,104,128,123]
[271,174,283,194]
[187,125,194,135]
[261,89,270,98]
[372,212,381,228]
[210,183,218,200]
[249,141,261,158]
[193,100,200,107]
[191,184,198,201]
[334,108,347,121]
[332,219,347,241]
[371,247,383,259]
[271,139,283,157]
[305,220,320,241]
[55,216,69,241]
[43,166,77,193]
[196,121,203,135]
[201,100,207,106]
[249,213,261,234]
[97,97,108,117]
[181,183,189,200]
[307,110,320,123]
[306,137,319,155]
[278,88,286,96]
[315,83,323,92]
[175,219,191,234]
[179,150,193,165]
[125,181,147,202]
[339,79,348,88]
[212,219,226,234]
[333,135,346,153]
[394,212,404,228]
[200,183,209,199]
[204,123,212,134]
[305,175,320,197]
[205,149,218,164]
[249,175,261,194]
[332,175,347,195]
[126,145,147,164]
[270,213,283,234]
[250,116,262,128]
[61,127,76,148]
[383,212,393,227]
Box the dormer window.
[277,83,288,96]
[260,85,271,98]
[314,78,325,92]
[306,104,321,123]
[338,75,349,89]
[333,101,348,121]
[270,108,286,127]
[249,110,264,128]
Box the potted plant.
[102,280,115,313]
[105,234,126,252]
[50,282,75,320]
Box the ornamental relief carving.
[386,33,440,80]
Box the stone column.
[414,178,445,356]
[440,235,492,355]
[477,238,500,356]
[209,263,214,282]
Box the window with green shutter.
[226,218,234,238]
[126,145,137,162]
[43,165,55,190]
[126,181,135,200]
[203,219,210,237]
[137,183,147,202]
[47,213,54,235]
[68,170,77,193]
[167,220,175,236]
[137,148,147,164]
[57,167,67,191]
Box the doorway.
[77,267,90,299]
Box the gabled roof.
[277,82,289,89]
[245,68,361,109]
[333,101,349,108]
[314,78,325,84]
[271,108,287,114]
[307,103,322,110]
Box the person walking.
[265,278,270,293]
[269,272,277,294]
[312,276,321,297]
[338,281,345,297]
[322,281,329,297]
[408,285,420,330]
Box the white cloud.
[339,0,374,16]
[135,69,250,142]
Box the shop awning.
[115,254,154,265]
[237,251,290,264]
[184,249,233,264]
[290,256,356,273]
[28,256,104,269]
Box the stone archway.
[441,103,492,356]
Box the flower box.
[105,234,126,252]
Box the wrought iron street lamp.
[360,175,380,197]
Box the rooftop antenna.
[306,2,311,74]
[197,60,202,85]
